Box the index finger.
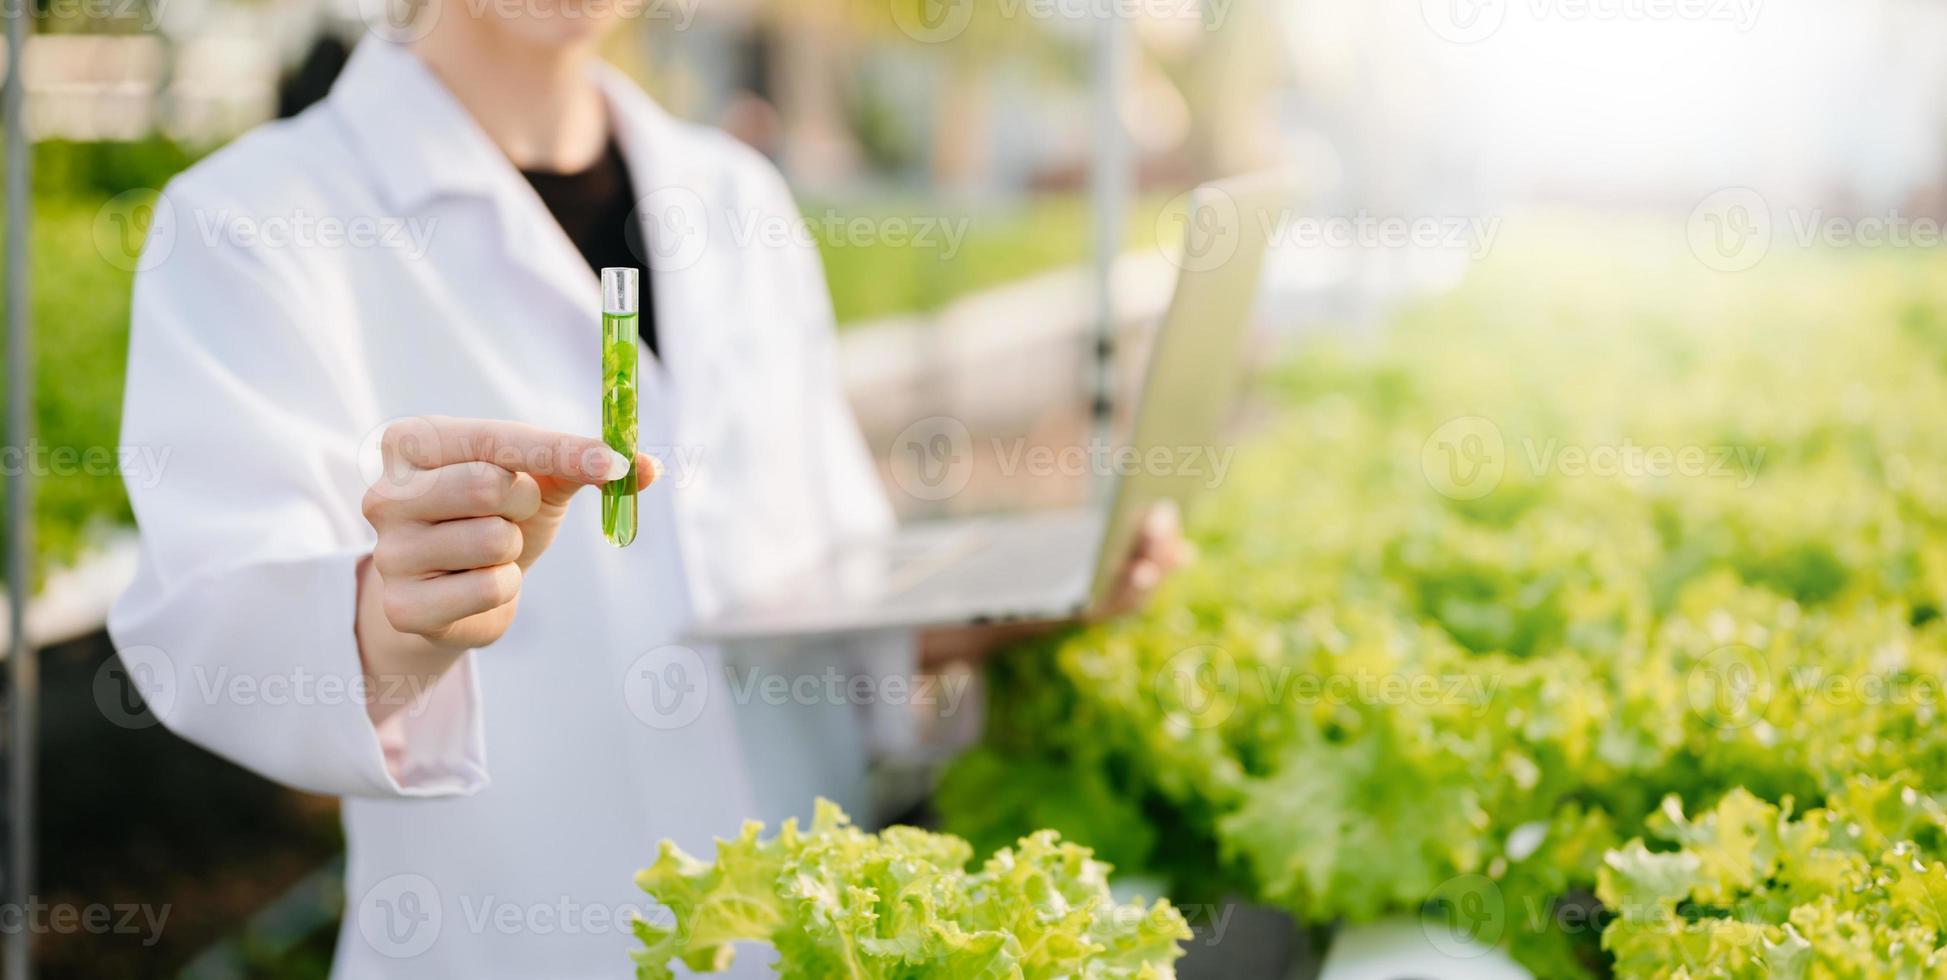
[1129,501,1181,555]
[383,416,630,486]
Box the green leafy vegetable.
[630,799,1191,979]
[935,218,1947,975]
[1599,779,1947,978]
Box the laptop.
[684,171,1288,642]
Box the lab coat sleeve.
[107,180,489,800]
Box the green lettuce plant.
[935,222,1947,976]
[1600,778,1947,977]
[630,799,1191,979]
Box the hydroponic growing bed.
[931,214,1947,978]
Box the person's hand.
[1093,499,1195,620]
[359,417,658,654]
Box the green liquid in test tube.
[601,267,639,547]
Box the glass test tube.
[601,268,640,547]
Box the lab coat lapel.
[598,69,741,449]
[332,40,605,348]
[338,42,752,613]
[493,188,608,342]
[605,75,794,619]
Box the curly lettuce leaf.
[631,799,1191,979]
[1598,780,1947,978]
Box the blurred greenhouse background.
[5,0,1947,975]
[1,1,1300,974]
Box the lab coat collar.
[327,40,711,213]
[592,61,713,195]
[329,39,735,449]
[328,40,510,211]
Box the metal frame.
[4,5,33,978]
[1089,8,1131,502]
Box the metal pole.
[1088,8,1130,502]
[3,5,32,978]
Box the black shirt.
[521,138,659,358]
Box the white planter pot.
[1315,918,1532,980]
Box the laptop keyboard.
[889,512,1102,609]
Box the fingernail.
[600,448,632,482]
[646,454,665,483]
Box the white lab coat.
[108,40,909,978]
